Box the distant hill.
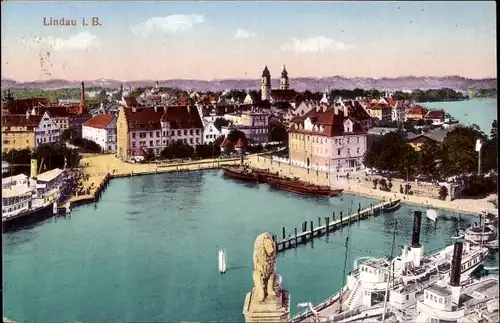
[2,76,496,92]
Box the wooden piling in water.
[310,220,313,238]
[340,211,343,227]
[325,217,330,234]
[282,227,286,240]
[332,211,336,220]
[294,228,298,246]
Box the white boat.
[290,211,490,323]
[426,209,438,222]
[2,168,64,226]
[218,249,226,274]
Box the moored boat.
[266,177,343,197]
[252,169,282,183]
[220,165,257,182]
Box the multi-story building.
[1,111,60,151]
[82,114,117,152]
[405,106,427,121]
[364,98,392,121]
[288,105,367,175]
[116,105,203,161]
[424,109,445,124]
[202,119,221,144]
[35,111,61,147]
[238,110,269,144]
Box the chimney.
[154,105,158,113]
[449,241,463,305]
[26,110,30,120]
[334,105,339,115]
[132,106,137,113]
[80,81,85,107]
[343,106,348,117]
[411,211,422,248]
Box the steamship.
[2,168,64,229]
[291,211,490,323]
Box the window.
[357,137,360,143]
[163,131,166,136]
[357,147,360,154]
[184,130,188,136]
[190,129,194,135]
[347,138,350,144]
[156,140,160,146]
[156,131,160,137]
[171,131,175,136]
[149,140,153,146]
[190,138,193,144]
[177,130,181,136]
[149,131,153,137]
[337,149,341,156]
[132,142,136,148]
[196,129,200,135]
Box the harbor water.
[3,170,498,322]
[420,98,497,135]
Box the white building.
[35,111,61,147]
[202,119,221,144]
[82,114,117,152]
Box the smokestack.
[411,211,422,248]
[449,242,463,287]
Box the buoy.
[218,249,226,274]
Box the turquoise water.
[420,98,497,135]
[3,170,498,322]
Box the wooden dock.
[275,199,401,252]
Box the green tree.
[418,140,441,176]
[213,118,230,131]
[61,129,73,141]
[269,122,288,142]
[160,140,195,159]
[441,125,488,176]
[396,145,421,179]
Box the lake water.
[419,98,497,135]
[3,170,498,322]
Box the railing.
[290,286,348,322]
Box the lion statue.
[252,232,278,302]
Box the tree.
[439,186,448,200]
[96,89,108,104]
[269,122,288,142]
[144,148,156,162]
[441,125,488,176]
[397,145,421,179]
[160,140,195,159]
[69,137,103,153]
[213,118,230,131]
[61,128,73,141]
[418,140,441,176]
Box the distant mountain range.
[1,76,496,92]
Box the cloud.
[281,36,353,53]
[27,32,99,51]
[130,14,205,34]
[234,28,256,39]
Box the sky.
[1,1,497,81]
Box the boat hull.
[221,166,257,182]
[2,203,56,232]
[253,170,282,183]
[267,178,343,197]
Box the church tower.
[280,65,289,90]
[261,65,271,101]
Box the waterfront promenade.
[245,155,497,216]
[70,154,243,204]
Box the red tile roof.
[124,97,140,107]
[2,114,43,128]
[82,114,115,129]
[220,138,230,148]
[123,106,203,131]
[344,100,372,121]
[271,89,298,102]
[288,106,365,137]
[235,138,245,149]
[4,98,51,114]
[424,109,445,119]
[407,106,426,115]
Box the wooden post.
[358,209,361,220]
[340,211,343,227]
[326,217,330,234]
[318,217,321,226]
[310,220,314,238]
[294,228,298,247]
[332,211,336,221]
[358,202,361,211]
[282,227,286,240]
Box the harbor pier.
[276,199,400,252]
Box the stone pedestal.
[243,288,290,323]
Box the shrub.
[439,185,449,200]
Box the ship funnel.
[411,211,422,248]
[449,241,463,287]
